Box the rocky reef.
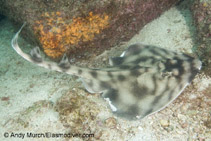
[0,0,179,61]
[191,0,211,76]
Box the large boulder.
[191,0,211,76]
[0,0,179,61]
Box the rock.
[191,0,211,77]
[105,117,117,129]
[180,122,188,128]
[160,119,170,128]
[187,110,198,116]
[0,0,179,61]
[204,119,211,128]
[177,114,186,121]
[94,130,103,139]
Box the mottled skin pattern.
[11,24,201,120]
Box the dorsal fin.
[109,57,124,66]
[109,44,158,67]
[123,43,146,57]
[109,43,183,68]
[30,47,42,62]
[108,44,144,66]
[58,54,70,69]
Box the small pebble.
[1,96,10,101]
[177,114,186,121]
[160,119,169,127]
[187,110,198,115]
[105,117,117,129]
[165,125,174,132]
[204,119,211,128]
[94,130,103,139]
[181,122,188,128]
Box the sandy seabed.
[0,1,210,141]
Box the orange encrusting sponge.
[34,12,109,58]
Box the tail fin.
[11,23,84,76]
